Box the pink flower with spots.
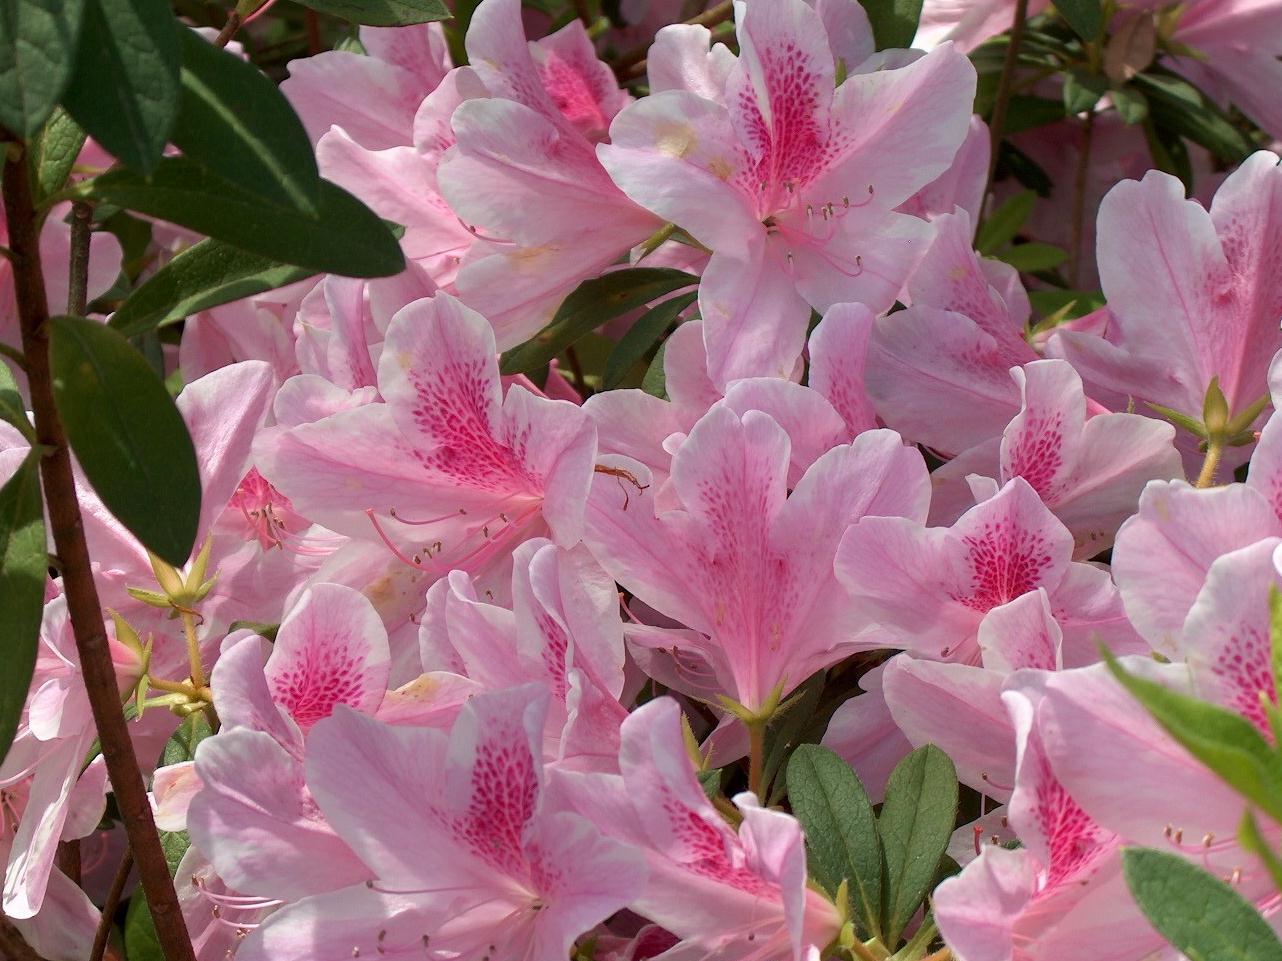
[554,697,842,960]
[234,684,645,961]
[256,292,596,590]
[584,400,931,712]
[599,0,976,385]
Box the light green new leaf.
[976,190,1035,254]
[0,0,86,137]
[61,0,180,174]
[1123,847,1282,961]
[0,453,47,765]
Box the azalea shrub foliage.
[6,0,1282,959]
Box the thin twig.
[1068,110,1095,288]
[613,0,732,77]
[214,10,242,48]
[2,145,197,961]
[90,849,134,961]
[983,0,1032,209]
[66,201,92,316]
[56,839,81,886]
[304,9,322,55]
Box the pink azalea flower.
[235,685,645,961]
[1048,152,1282,466]
[256,292,597,592]
[599,0,976,385]
[585,401,930,712]
[554,697,843,960]
[914,0,1050,53]
[928,359,1182,557]
[836,476,1145,669]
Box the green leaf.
[0,454,47,765]
[110,238,316,339]
[1063,69,1107,114]
[0,0,86,137]
[602,290,696,389]
[1240,810,1282,894]
[641,341,667,399]
[787,745,883,939]
[1111,85,1149,125]
[124,893,164,961]
[60,0,179,174]
[293,0,451,25]
[995,242,1068,273]
[1054,0,1102,41]
[1003,95,1065,135]
[697,767,722,801]
[859,0,924,50]
[976,190,1035,254]
[1106,653,1282,826]
[31,107,86,202]
[172,26,320,214]
[49,315,200,566]
[71,158,405,278]
[1123,847,1282,961]
[0,360,34,443]
[500,268,699,375]
[1133,71,1255,165]
[878,744,959,945]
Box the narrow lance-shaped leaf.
[60,0,180,174]
[0,453,48,765]
[878,744,959,945]
[787,745,884,939]
[602,290,696,389]
[1133,71,1255,165]
[293,0,451,25]
[501,268,699,375]
[70,157,405,278]
[171,25,320,214]
[1123,847,1282,961]
[0,0,87,137]
[0,360,35,443]
[49,314,201,566]
[110,238,317,339]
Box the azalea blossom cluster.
[4,0,1282,959]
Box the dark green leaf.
[172,26,320,214]
[500,268,699,375]
[0,0,86,137]
[859,0,924,50]
[0,454,47,765]
[996,242,1068,273]
[602,290,696,389]
[1055,0,1102,41]
[787,745,883,939]
[976,190,1035,254]
[1003,95,1066,134]
[293,0,450,25]
[0,360,33,442]
[49,315,200,565]
[879,744,958,945]
[61,0,179,174]
[1123,847,1282,961]
[31,108,86,202]
[1111,85,1149,125]
[71,158,405,278]
[1134,71,1255,165]
[110,238,316,339]
[124,893,164,961]
[1063,69,1107,114]
[642,341,667,399]
[1106,653,1282,825]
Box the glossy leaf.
[31,108,86,202]
[110,238,316,338]
[602,290,696,389]
[1123,847,1282,961]
[642,341,667,399]
[172,26,320,214]
[49,315,200,566]
[1112,86,1149,125]
[878,744,958,945]
[0,0,86,137]
[787,745,883,938]
[996,242,1068,273]
[1106,653,1282,826]
[0,453,47,765]
[70,158,405,278]
[123,894,164,961]
[859,0,924,50]
[1056,0,1103,41]
[976,190,1035,254]
[0,361,34,443]
[61,0,180,174]
[1063,70,1107,115]
[1134,71,1255,164]
[293,0,450,25]
[500,268,699,375]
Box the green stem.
[747,718,766,796]
[66,201,92,316]
[1196,437,1224,488]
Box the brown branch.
[66,201,92,316]
[2,147,197,961]
[56,839,81,886]
[613,0,733,78]
[1068,110,1095,288]
[982,0,1031,211]
[214,10,242,48]
[0,915,47,961]
[90,849,133,961]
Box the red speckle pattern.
[1208,623,1277,737]
[536,611,570,701]
[1006,412,1067,499]
[269,639,367,730]
[538,51,610,141]
[662,791,772,894]
[958,522,1053,612]
[450,728,539,875]
[1032,757,1111,888]
[231,468,306,550]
